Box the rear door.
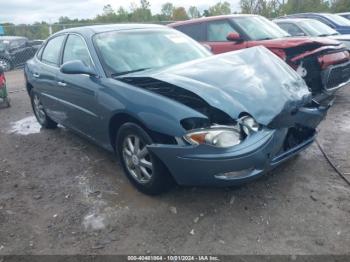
[56,33,103,141]
[34,34,67,123]
[204,19,247,54]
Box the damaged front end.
[118,46,328,186]
[284,42,350,103]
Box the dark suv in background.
[0,36,42,71]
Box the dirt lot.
[0,70,349,255]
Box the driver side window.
[63,34,93,68]
[207,20,238,42]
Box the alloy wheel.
[122,135,153,184]
[33,94,46,123]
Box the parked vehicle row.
[24,13,350,195]
[279,13,350,35]
[274,18,350,48]
[169,14,350,104]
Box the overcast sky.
[1,0,241,24]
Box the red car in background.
[169,15,350,104]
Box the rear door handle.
[33,73,40,78]
[57,81,67,87]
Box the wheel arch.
[108,112,176,152]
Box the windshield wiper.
[111,68,150,77]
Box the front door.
[203,19,247,54]
[56,34,103,142]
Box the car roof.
[53,24,167,37]
[169,14,259,27]
[281,13,333,18]
[274,18,314,23]
[337,12,350,15]
[0,36,27,41]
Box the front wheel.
[30,91,57,129]
[116,123,174,195]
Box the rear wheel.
[30,91,57,129]
[116,123,174,195]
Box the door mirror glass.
[60,60,96,76]
[226,32,242,41]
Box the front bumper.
[149,127,315,186]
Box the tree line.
[1,0,349,40]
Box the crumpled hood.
[247,37,341,49]
[125,46,312,126]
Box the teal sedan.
[25,24,328,195]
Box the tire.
[116,123,175,195]
[30,90,57,129]
[0,58,12,72]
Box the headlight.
[184,126,242,148]
[239,116,260,135]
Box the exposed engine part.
[296,57,322,95]
[296,62,307,78]
[283,126,315,151]
[118,77,235,126]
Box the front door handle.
[57,81,67,87]
[33,73,40,78]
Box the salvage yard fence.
[0,22,172,72]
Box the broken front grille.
[322,61,350,90]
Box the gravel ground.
[0,70,349,255]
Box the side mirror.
[226,32,243,42]
[60,60,96,76]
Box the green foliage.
[331,0,350,12]
[172,7,189,21]
[208,1,232,16]
[2,0,348,40]
[283,0,330,14]
[161,2,175,20]
[240,0,333,18]
[188,6,201,19]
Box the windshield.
[323,13,350,26]
[233,16,290,40]
[94,28,211,76]
[299,19,339,36]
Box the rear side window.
[63,34,93,67]
[41,35,65,66]
[207,20,238,42]
[174,23,205,41]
